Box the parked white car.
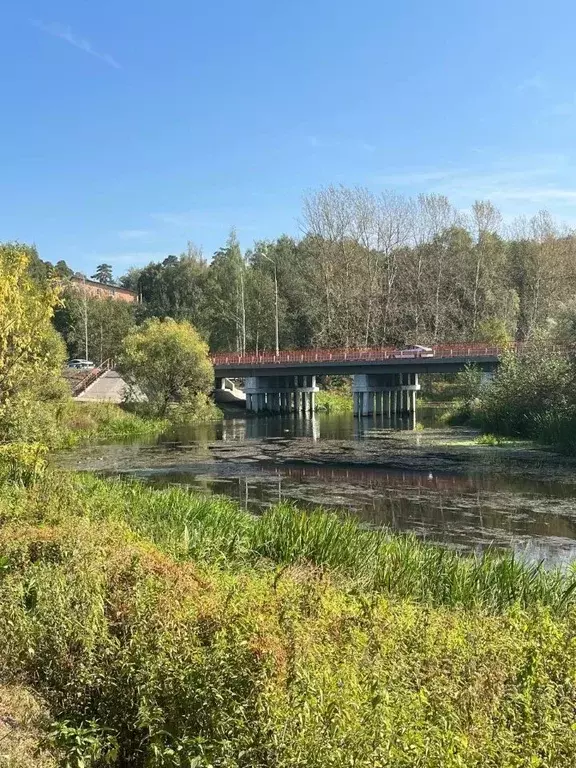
[393,345,434,359]
[68,359,95,369]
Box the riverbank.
[50,399,224,449]
[59,401,168,446]
[3,462,576,765]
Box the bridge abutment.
[352,373,420,418]
[245,375,319,415]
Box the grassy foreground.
[2,467,576,765]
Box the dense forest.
[35,185,576,359]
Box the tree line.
[38,185,576,360]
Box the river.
[55,407,576,566]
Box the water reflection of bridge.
[226,464,576,561]
[279,465,481,493]
[219,413,418,442]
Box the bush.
[315,390,353,412]
[0,443,47,484]
[166,393,222,424]
[451,344,576,452]
[476,345,573,438]
[119,318,214,417]
[475,433,506,446]
[2,486,576,766]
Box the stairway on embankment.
[74,370,132,403]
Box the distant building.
[70,276,138,304]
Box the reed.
[67,473,576,614]
[3,468,576,765]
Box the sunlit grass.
[315,390,353,412]
[4,467,576,764]
[59,402,167,446]
[62,472,576,614]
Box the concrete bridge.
[212,344,508,417]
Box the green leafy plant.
[47,720,118,767]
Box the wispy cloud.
[373,155,576,212]
[33,20,121,69]
[118,229,151,240]
[517,74,546,93]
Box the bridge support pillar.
[352,373,420,423]
[244,375,319,416]
[362,391,371,416]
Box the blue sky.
[2,0,576,275]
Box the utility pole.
[262,252,279,355]
[273,261,279,356]
[83,275,89,360]
[240,266,246,355]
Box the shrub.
[451,344,576,452]
[0,443,47,484]
[118,318,214,417]
[315,391,353,412]
[475,433,505,446]
[1,509,576,766]
[476,345,573,438]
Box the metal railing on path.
[71,359,115,397]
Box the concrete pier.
[352,372,420,418]
[245,375,319,415]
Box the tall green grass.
[4,469,576,764]
[530,408,576,453]
[59,402,167,446]
[56,473,576,614]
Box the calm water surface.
[57,407,576,565]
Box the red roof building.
[70,276,138,303]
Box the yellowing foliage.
[0,244,60,401]
[0,244,66,440]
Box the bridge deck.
[212,344,514,377]
[212,343,510,366]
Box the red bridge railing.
[211,343,522,367]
